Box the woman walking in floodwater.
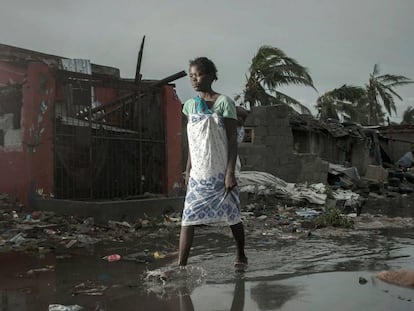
[178,57,248,270]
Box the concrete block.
[364,165,388,182]
[244,114,258,127]
[275,104,290,119]
[278,155,295,166]
[264,135,293,147]
[253,135,266,145]
[251,105,290,126]
[0,113,14,130]
[253,126,269,137]
[4,129,22,147]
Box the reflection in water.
[250,282,298,310]
[230,276,245,311]
[178,287,195,311]
[178,275,246,311]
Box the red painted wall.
[162,86,183,195]
[0,62,27,204]
[0,62,55,208]
[24,63,55,207]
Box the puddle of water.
[189,271,414,311]
[0,227,413,310]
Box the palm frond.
[401,106,414,124]
[243,45,316,110]
[275,91,311,114]
[376,86,396,115]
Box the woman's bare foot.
[234,256,248,271]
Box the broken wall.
[0,62,55,206]
[379,125,414,164]
[239,105,328,183]
[292,119,374,176]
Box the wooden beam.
[135,36,146,83]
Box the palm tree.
[366,64,413,124]
[401,106,414,124]
[316,85,367,121]
[240,46,316,114]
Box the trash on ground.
[295,208,321,219]
[48,304,83,311]
[72,281,108,296]
[102,254,121,262]
[27,265,54,275]
[153,251,166,259]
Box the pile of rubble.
[329,164,414,198]
[238,171,363,212]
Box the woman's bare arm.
[224,118,238,191]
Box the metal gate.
[53,69,165,200]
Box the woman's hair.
[189,57,218,81]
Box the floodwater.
[1,225,414,310]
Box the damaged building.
[378,124,414,165]
[239,105,387,184]
[0,43,184,208]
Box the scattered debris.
[153,251,166,259]
[48,304,83,311]
[72,281,108,296]
[295,208,321,219]
[27,265,54,275]
[238,171,327,205]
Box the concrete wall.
[162,86,183,196]
[239,105,328,183]
[380,126,414,163]
[292,125,373,177]
[0,62,55,207]
[34,196,184,223]
[350,140,370,176]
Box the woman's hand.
[225,170,237,192]
[185,172,190,188]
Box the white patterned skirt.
[182,113,241,226]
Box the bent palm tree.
[401,106,414,124]
[241,46,316,114]
[316,85,366,121]
[366,64,413,124]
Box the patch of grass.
[314,207,354,229]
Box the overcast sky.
[1,0,413,122]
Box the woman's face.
[189,65,213,92]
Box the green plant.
[315,207,353,229]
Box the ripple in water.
[142,265,207,298]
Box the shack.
[0,43,183,208]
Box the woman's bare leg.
[178,225,195,266]
[230,222,247,264]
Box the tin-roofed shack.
[0,43,183,207]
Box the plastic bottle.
[102,254,121,262]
